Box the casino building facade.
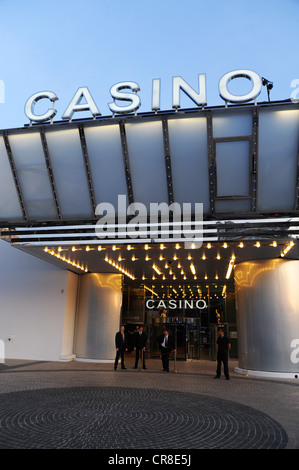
[0,73,299,378]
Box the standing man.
[133,325,147,369]
[214,328,231,380]
[114,325,128,370]
[158,329,176,372]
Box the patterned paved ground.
[0,386,288,449]
[0,358,298,449]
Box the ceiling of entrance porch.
[14,238,299,296]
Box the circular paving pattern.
[0,387,288,449]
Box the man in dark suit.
[214,328,231,380]
[158,329,176,372]
[133,325,147,369]
[114,325,128,370]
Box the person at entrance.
[158,329,176,372]
[214,328,231,380]
[133,325,147,369]
[114,325,128,370]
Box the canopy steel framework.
[0,99,298,226]
[0,99,298,296]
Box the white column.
[74,273,123,362]
[235,259,299,377]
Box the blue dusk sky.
[0,0,298,129]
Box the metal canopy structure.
[1,99,299,297]
[0,99,298,225]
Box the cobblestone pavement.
[0,358,298,449]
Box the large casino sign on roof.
[24,69,266,123]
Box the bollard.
[173,351,178,373]
[139,349,144,371]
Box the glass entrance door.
[186,320,200,359]
[163,323,186,360]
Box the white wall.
[60,271,78,361]
[0,239,78,361]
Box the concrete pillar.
[235,259,299,378]
[74,273,123,362]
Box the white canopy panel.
[0,101,298,226]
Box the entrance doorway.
[121,283,236,361]
[124,321,216,361]
[119,237,238,361]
